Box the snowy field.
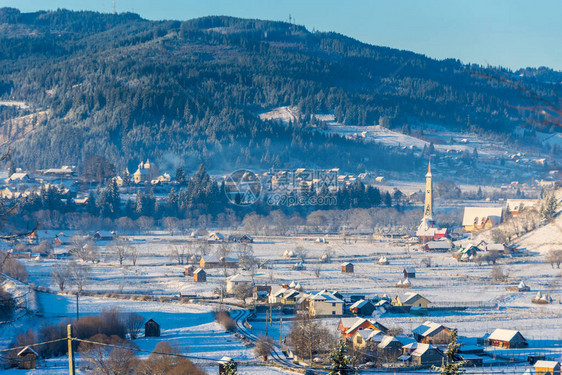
[2,226,561,373]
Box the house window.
[332,311,336,315]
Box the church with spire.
[416,160,448,242]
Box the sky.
[1,0,561,71]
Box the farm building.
[462,207,503,232]
[208,232,225,242]
[505,199,540,215]
[199,255,238,269]
[16,346,38,369]
[253,285,271,302]
[487,329,528,349]
[193,268,206,282]
[349,299,375,316]
[423,240,453,252]
[92,231,115,241]
[308,290,344,316]
[269,287,303,305]
[535,360,561,375]
[184,265,194,277]
[403,267,416,278]
[226,274,253,294]
[394,293,430,308]
[144,319,160,337]
[412,321,452,344]
[341,262,354,273]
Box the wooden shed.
[194,268,207,282]
[535,360,561,375]
[487,329,527,349]
[341,262,354,273]
[184,265,194,277]
[403,267,416,278]
[17,346,38,369]
[144,318,161,337]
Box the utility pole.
[76,292,79,320]
[279,316,283,345]
[67,324,75,375]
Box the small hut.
[194,268,207,283]
[17,346,38,369]
[403,267,416,279]
[341,262,354,273]
[144,318,161,337]
[218,356,237,375]
[184,265,195,277]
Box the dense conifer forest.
[0,8,560,173]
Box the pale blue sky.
[1,0,561,70]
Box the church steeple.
[423,159,433,219]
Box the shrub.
[215,311,236,332]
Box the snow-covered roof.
[227,274,252,283]
[378,335,399,349]
[488,328,524,342]
[413,321,446,337]
[534,360,560,368]
[402,292,429,305]
[341,262,353,267]
[486,243,507,251]
[350,299,371,310]
[193,268,205,274]
[17,346,38,357]
[426,241,452,249]
[411,343,438,357]
[311,290,344,303]
[404,267,415,273]
[462,207,503,226]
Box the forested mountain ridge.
[0,8,559,173]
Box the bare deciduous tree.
[293,246,307,263]
[70,261,90,294]
[255,335,275,361]
[233,283,253,304]
[130,246,139,266]
[109,240,131,267]
[51,263,72,292]
[287,313,334,366]
[126,312,145,340]
[546,249,562,269]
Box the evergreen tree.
[541,191,558,221]
[175,166,187,186]
[432,329,465,375]
[221,358,238,375]
[328,340,354,375]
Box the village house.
[349,299,375,316]
[505,199,540,215]
[308,290,344,316]
[208,232,225,242]
[378,335,417,360]
[412,321,452,344]
[394,293,431,309]
[253,285,271,302]
[226,274,253,294]
[408,344,445,366]
[462,207,503,232]
[487,328,528,349]
[269,287,303,305]
[534,360,561,375]
[351,329,385,353]
[338,317,388,339]
[341,262,354,273]
[193,268,206,282]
